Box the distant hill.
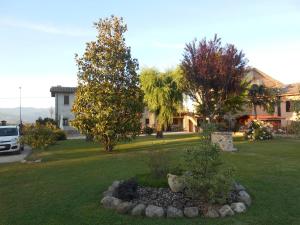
[0,107,52,124]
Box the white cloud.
[0,18,93,37]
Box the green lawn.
[0,134,300,225]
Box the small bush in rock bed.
[143,126,154,135]
[115,179,138,201]
[135,173,168,188]
[147,151,171,179]
[245,120,273,140]
[184,123,234,204]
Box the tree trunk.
[105,144,113,152]
[156,130,163,138]
[156,122,164,138]
[103,135,113,152]
[253,105,258,119]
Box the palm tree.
[140,67,183,138]
[248,84,278,119]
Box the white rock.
[145,205,165,218]
[204,206,219,218]
[232,181,246,192]
[101,196,121,209]
[183,207,199,218]
[131,204,146,216]
[219,205,235,217]
[231,202,247,213]
[237,190,251,206]
[167,173,185,192]
[166,206,183,218]
[116,201,134,214]
[108,180,121,192]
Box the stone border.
[100,180,251,218]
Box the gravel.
[131,186,203,210]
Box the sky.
[0,0,300,108]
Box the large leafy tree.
[181,35,248,121]
[140,67,183,138]
[248,84,280,119]
[72,16,144,151]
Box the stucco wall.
[56,93,75,130]
[280,95,300,127]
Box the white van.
[0,126,24,154]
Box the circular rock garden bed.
[101,179,251,218]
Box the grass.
[0,134,300,225]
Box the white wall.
[56,93,75,130]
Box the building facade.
[50,86,76,132]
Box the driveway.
[0,147,31,164]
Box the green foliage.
[292,100,300,120]
[147,150,171,178]
[36,117,57,127]
[245,120,273,140]
[53,129,67,141]
[184,124,234,203]
[143,126,154,135]
[286,121,300,136]
[71,16,144,151]
[248,84,280,118]
[140,67,183,135]
[20,124,56,149]
[135,173,168,188]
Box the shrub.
[115,179,138,201]
[147,151,170,178]
[54,129,67,141]
[183,124,234,204]
[286,121,300,136]
[36,117,57,127]
[20,124,56,149]
[245,120,273,140]
[135,173,168,188]
[143,126,154,135]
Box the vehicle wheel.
[16,149,22,154]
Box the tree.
[49,107,54,119]
[71,16,144,151]
[181,35,248,121]
[140,67,183,138]
[248,84,279,119]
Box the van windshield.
[0,128,18,137]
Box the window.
[145,118,149,125]
[173,118,178,125]
[64,95,69,105]
[63,118,69,126]
[286,101,291,112]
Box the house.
[50,85,198,132]
[239,68,300,128]
[50,86,76,132]
[50,68,299,132]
